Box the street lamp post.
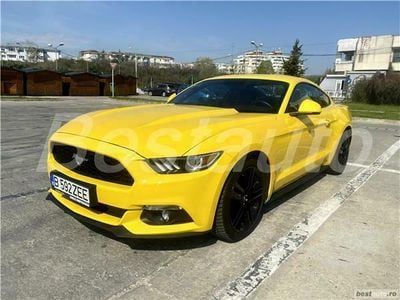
[110,62,117,97]
[251,41,263,73]
[48,42,64,71]
[128,46,138,94]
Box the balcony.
[335,60,354,72]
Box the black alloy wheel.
[327,129,352,175]
[214,158,269,242]
[338,137,351,165]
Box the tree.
[194,57,217,80]
[26,47,41,63]
[256,60,274,74]
[283,39,305,77]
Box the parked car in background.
[141,86,151,94]
[148,83,177,97]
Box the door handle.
[324,119,332,127]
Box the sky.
[1,1,399,74]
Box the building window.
[343,51,354,61]
[393,48,400,63]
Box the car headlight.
[147,152,222,174]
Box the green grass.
[346,102,400,120]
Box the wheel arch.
[243,150,274,201]
[223,150,274,204]
[326,124,353,167]
[211,150,273,241]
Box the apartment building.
[320,34,400,100]
[1,43,61,62]
[79,49,175,67]
[232,50,289,74]
[232,50,265,74]
[267,51,288,73]
[335,34,400,72]
[79,50,99,62]
[215,63,233,73]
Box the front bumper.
[48,132,231,237]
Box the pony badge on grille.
[72,153,88,166]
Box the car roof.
[204,74,316,86]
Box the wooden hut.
[99,75,111,96]
[23,68,62,96]
[1,67,24,95]
[99,74,137,96]
[62,72,100,96]
[125,76,137,95]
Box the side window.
[286,84,309,113]
[306,84,331,108]
[286,83,330,113]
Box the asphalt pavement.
[1,97,399,299]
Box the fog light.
[141,205,193,225]
[161,210,170,222]
[143,205,182,211]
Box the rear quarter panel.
[325,103,352,164]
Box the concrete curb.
[352,117,400,125]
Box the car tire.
[148,91,153,96]
[213,158,269,242]
[326,129,352,175]
[162,92,166,97]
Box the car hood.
[58,104,265,158]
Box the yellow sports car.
[48,74,352,242]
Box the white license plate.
[51,173,91,207]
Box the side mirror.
[167,93,176,103]
[290,99,322,116]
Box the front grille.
[52,143,134,186]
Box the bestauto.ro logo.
[355,289,399,298]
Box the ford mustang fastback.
[48,74,352,242]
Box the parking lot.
[1,98,399,299]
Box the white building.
[136,54,175,67]
[216,63,233,73]
[320,34,400,100]
[335,34,400,73]
[79,50,176,67]
[267,51,288,73]
[232,50,289,74]
[1,43,61,62]
[79,50,99,62]
[178,63,195,69]
[320,71,377,100]
[233,50,265,74]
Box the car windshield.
[173,79,289,113]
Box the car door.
[274,83,333,189]
[274,84,315,188]
[302,84,335,164]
